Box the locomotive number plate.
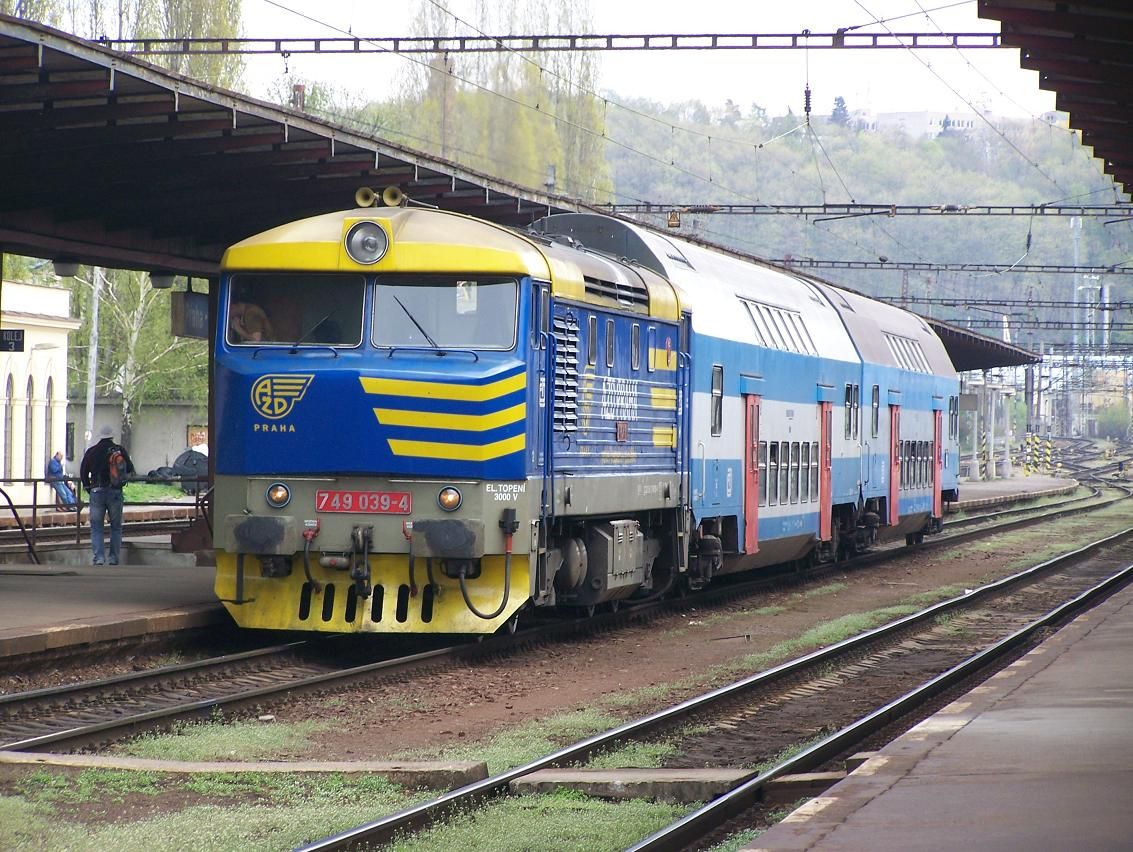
[315,489,412,514]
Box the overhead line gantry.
[99,31,1007,56]
[606,203,1133,219]
[767,260,1133,275]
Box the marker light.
[266,482,292,508]
[344,221,389,265]
[437,486,462,512]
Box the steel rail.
[630,562,1133,850]
[300,524,1133,851]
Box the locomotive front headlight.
[344,221,389,265]
[265,482,291,508]
[437,486,462,512]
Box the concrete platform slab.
[511,767,757,803]
[0,751,487,789]
[0,560,225,659]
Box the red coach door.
[889,405,901,526]
[819,401,833,541]
[933,409,944,519]
[744,395,761,553]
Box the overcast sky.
[243,0,1056,118]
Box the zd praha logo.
[251,374,314,419]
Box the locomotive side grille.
[583,274,649,309]
[553,314,579,432]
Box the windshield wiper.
[393,296,439,348]
[291,310,337,349]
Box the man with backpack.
[80,425,136,566]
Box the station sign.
[0,329,25,352]
[171,291,210,339]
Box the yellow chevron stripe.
[653,426,677,448]
[649,348,677,371]
[651,387,677,409]
[388,433,526,461]
[375,403,525,431]
[360,372,525,401]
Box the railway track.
[299,528,1133,850]
[3,468,1126,753]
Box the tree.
[67,269,208,447]
[831,96,850,126]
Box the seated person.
[229,301,274,343]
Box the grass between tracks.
[6,503,1131,850]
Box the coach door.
[744,395,761,553]
[819,401,833,541]
[889,405,901,526]
[933,409,944,518]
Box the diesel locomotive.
[212,193,960,635]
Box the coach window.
[605,319,616,368]
[871,385,880,437]
[631,324,641,370]
[587,316,597,365]
[852,384,860,439]
[844,384,853,439]
[711,366,723,436]
[759,441,768,506]
[810,441,819,499]
[790,442,800,503]
[800,442,810,502]
[768,441,779,505]
[779,441,790,502]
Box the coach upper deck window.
[227,274,364,347]
[374,277,518,349]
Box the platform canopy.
[980,0,1133,196]
[0,15,572,276]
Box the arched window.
[25,376,35,479]
[45,377,55,466]
[3,375,13,482]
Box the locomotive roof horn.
[355,185,436,210]
[381,186,405,207]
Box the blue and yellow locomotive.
[213,194,958,635]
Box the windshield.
[227,273,365,346]
[373,277,518,350]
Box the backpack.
[106,444,128,487]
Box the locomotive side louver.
[553,314,579,433]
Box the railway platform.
[948,472,1077,511]
[750,580,1133,851]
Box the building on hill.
[0,280,81,504]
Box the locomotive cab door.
[819,401,833,541]
[743,394,761,553]
[889,405,901,526]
